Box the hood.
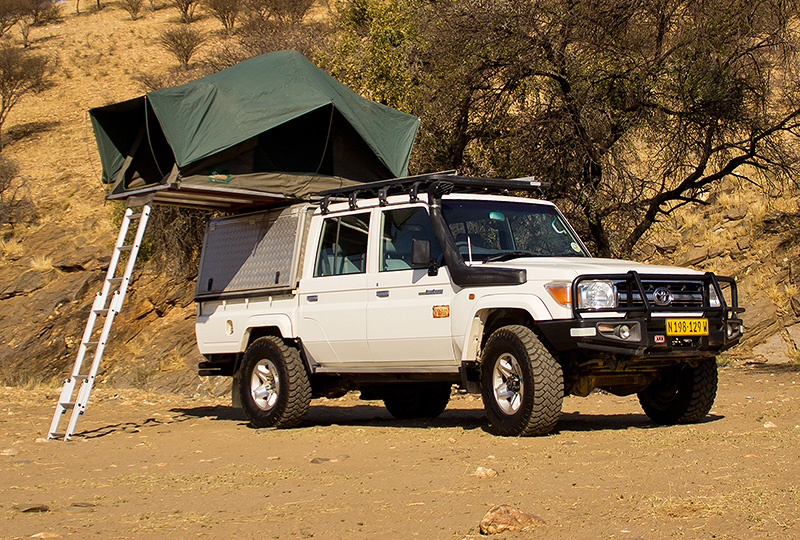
[481,257,703,282]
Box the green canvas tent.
[90,50,420,209]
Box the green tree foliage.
[0,46,48,151]
[334,0,800,257]
[327,0,419,113]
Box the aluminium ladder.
[48,197,153,440]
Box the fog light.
[616,324,631,340]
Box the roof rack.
[318,171,550,213]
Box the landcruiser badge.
[654,335,666,344]
[653,287,674,306]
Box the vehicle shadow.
[168,402,723,434]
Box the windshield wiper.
[483,250,540,263]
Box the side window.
[314,213,370,277]
[380,207,442,271]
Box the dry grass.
[29,254,53,270]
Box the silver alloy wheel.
[492,352,524,414]
[250,359,280,411]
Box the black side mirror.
[411,239,431,266]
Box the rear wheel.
[239,336,311,428]
[481,325,563,436]
[383,382,452,419]
[638,358,717,425]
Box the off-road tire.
[638,358,718,425]
[239,336,311,428]
[481,325,563,436]
[383,382,452,419]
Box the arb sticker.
[433,305,450,318]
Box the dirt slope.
[2,365,799,539]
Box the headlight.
[577,280,616,310]
[708,285,721,308]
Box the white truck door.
[298,212,372,368]
[366,206,458,367]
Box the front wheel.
[638,358,718,425]
[481,325,563,436]
[239,336,311,428]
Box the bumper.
[537,315,744,358]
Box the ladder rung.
[93,309,108,315]
[107,277,123,283]
[49,432,65,438]
[72,375,89,380]
[60,402,76,408]
[118,245,134,251]
[83,341,99,347]
[129,212,143,219]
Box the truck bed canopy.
[90,50,420,209]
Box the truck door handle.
[306,295,318,302]
[376,290,390,298]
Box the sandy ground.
[1,364,798,540]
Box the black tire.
[638,358,718,425]
[239,336,311,428]
[481,325,563,436]
[383,382,451,419]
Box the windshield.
[441,199,589,262]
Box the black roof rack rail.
[318,171,550,214]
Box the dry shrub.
[205,0,240,33]
[143,206,212,277]
[0,46,49,149]
[171,0,199,22]
[0,157,37,232]
[158,27,204,70]
[120,0,144,19]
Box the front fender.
[457,293,554,361]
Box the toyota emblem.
[653,287,674,306]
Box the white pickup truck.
[194,173,744,435]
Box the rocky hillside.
[0,0,797,395]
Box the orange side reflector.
[433,305,450,318]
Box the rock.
[791,294,800,317]
[653,236,680,253]
[30,533,62,538]
[1,448,19,456]
[708,245,724,259]
[14,504,50,513]
[752,333,792,364]
[472,466,498,478]
[479,505,545,534]
[787,324,800,350]
[726,205,748,221]
[60,502,95,513]
[676,247,708,266]
[737,236,751,250]
[744,293,780,342]
[763,421,778,429]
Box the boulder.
[479,505,545,535]
[676,247,708,266]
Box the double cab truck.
[194,173,744,436]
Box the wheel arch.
[460,294,553,362]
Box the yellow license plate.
[665,318,709,336]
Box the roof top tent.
[89,50,420,211]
